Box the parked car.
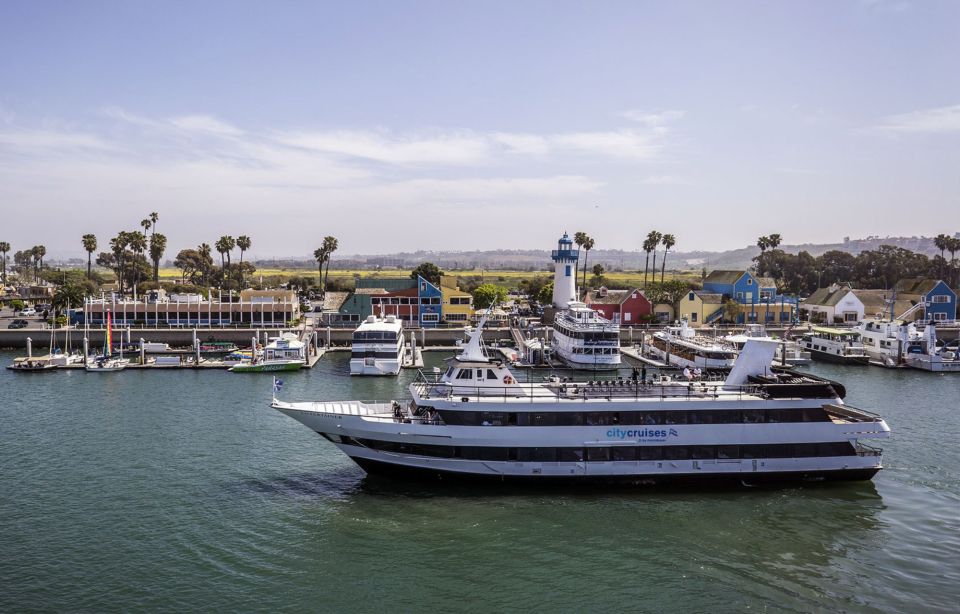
[19,308,37,316]
[7,319,28,329]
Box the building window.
[422,313,440,322]
[565,265,571,277]
[624,313,631,322]
[445,313,467,321]
[931,295,950,304]
[691,312,697,322]
[747,278,753,285]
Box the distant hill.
[255,234,955,272]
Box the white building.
[803,284,865,324]
[550,232,579,308]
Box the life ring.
[503,375,514,384]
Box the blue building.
[894,279,957,322]
[416,275,443,327]
[702,270,797,324]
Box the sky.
[1,0,958,260]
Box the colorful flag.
[273,377,284,392]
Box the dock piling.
[26,337,32,359]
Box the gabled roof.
[757,277,777,288]
[694,291,724,303]
[894,278,950,296]
[320,291,349,312]
[805,285,854,307]
[855,289,914,319]
[703,270,748,285]
[585,289,634,305]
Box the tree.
[198,243,213,286]
[592,263,605,286]
[580,235,595,298]
[642,236,655,287]
[322,235,338,294]
[934,234,950,278]
[313,247,326,287]
[947,236,960,287]
[410,262,442,285]
[128,231,147,290]
[573,232,587,295]
[0,241,9,286]
[767,234,782,250]
[109,232,130,293]
[149,233,167,283]
[756,236,770,276]
[174,249,205,284]
[535,280,554,305]
[53,283,86,317]
[140,217,152,236]
[471,283,508,310]
[660,233,675,283]
[645,231,662,288]
[723,298,742,324]
[236,235,252,286]
[82,234,97,279]
[215,235,235,270]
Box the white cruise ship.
[350,314,405,376]
[273,314,889,486]
[551,302,622,369]
[647,319,738,369]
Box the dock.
[620,345,671,368]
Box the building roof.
[353,288,389,295]
[585,288,632,305]
[894,278,949,296]
[757,277,777,288]
[805,285,853,308]
[694,291,724,303]
[855,289,914,319]
[320,291,349,312]
[703,270,748,285]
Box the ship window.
[690,446,715,459]
[486,369,498,380]
[558,448,584,462]
[639,446,663,460]
[586,447,610,462]
[663,446,690,460]
[612,447,638,461]
[716,445,740,459]
[456,369,473,379]
[530,413,556,426]
[476,369,483,378]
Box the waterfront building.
[417,275,443,328]
[332,275,444,328]
[702,270,797,324]
[893,279,956,322]
[678,290,725,327]
[440,276,474,325]
[78,289,300,327]
[803,284,865,324]
[584,287,652,325]
[550,232,579,308]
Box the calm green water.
[1,351,958,613]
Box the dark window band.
[439,407,831,426]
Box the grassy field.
[157,267,701,288]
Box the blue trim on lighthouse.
[551,232,579,262]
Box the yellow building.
[678,290,725,327]
[440,276,474,324]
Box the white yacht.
[551,302,622,369]
[350,314,405,376]
[723,324,811,367]
[855,319,920,368]
[903,324,960,373]
[647,320,738,369]
[273,314,889,486]
[800,327,869,366]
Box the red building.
[585,287,652,325]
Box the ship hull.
[808,348,870,365]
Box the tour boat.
[646,319,738,370]
[7,357,58,372]
[551,302,621,369]
[272,313,889,486]
[230,333,304,373]
[902,323,960,373]
[350,314,405,376]
[800,327,870,366]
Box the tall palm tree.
[149,212,159,238]
[934,234,950,278]
[321,235,339,296]
[947,236,960,287]
[149,233,167,283]
[236,235,251,286]
[128,231,147,291]
[82,234,97,279]
[110,232,130,293]
[581,236,594,298]
[140,218,152,236]
[31,245,46,282]
[660,233,676,283]
[646,231,662,286]
[767,233,782,250]
[313,246,327,288]
[642,236,655,287]
[198,243,213,286]
[215,236,235,272]
[0,241,9,286]
[756,236,770,276]
[573,232,587,297]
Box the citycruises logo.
[606,427,679,442]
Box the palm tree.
[110,232,129,293]
[140,218,152,236]
[82,234,97,279]
[128,231,147,291]
[660,233,676,283]
[756,236,770,276]
[321,235,339,296]
[236,235,251,286]
[31,245,46,282]
[767,233,782,250]
[934,234,950,278]
[0,241,9,286]
[149,233,167,283]
[642,236,655,287]
[313,246,327,288]
[646,231,662,287]
[947,236,960,287]
[215,235,235,272]
[198,243,213,286]
[573,232,587,298]
[581,236,594,298]
[149,212,159,238]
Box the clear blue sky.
[1,0,958,259]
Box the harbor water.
[1,351,958,612]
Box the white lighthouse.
[550,232,580,309]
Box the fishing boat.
[272,311,889,486]
[230,333,304,373]
[86,311,129,372]
[799,327,870,365]
[350,314,405,376]
[903,323,960,373]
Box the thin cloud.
[872,104,960,134]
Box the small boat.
[800,327,870,365]
[7,356,58,372]
[229,333,305,373]
[903,323,960,373]
[647,319,738,369]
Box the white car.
[20,308,37,316]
